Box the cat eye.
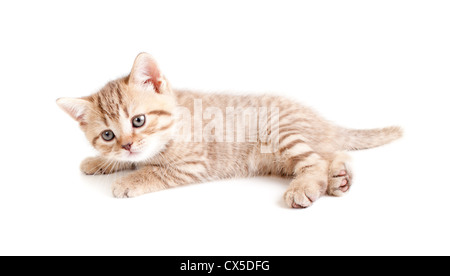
[132,114,146,128]
[101,130,115,141]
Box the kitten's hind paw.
[284,186,321,209]
[326,152,353,197]
[327,167,353,196]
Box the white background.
[0,0,449,256]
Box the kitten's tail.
[340,126,403,151]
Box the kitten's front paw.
[80,156,118,175]
[80,157,108,175]
[112,178,144,198]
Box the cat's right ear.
[56,98,91,123]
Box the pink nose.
[122,142,133,151]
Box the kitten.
[57,53,402,208]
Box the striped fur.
[57,53,403,208]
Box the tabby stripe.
[277,118,309,129]
[140,128,153,136]
[169,167,201,182]
[283,151,319,175]
[115,84,123,105]
[279,139,305,153]
[267,122,296,137]
[198,172,209,180]
[273,107,298,122]
[140,120,159,135]
[147,110,172,117]
[277,111,294,122]
[165,170,188,184]
[278,131,303,144]
[156,121,174,132]
[114,103,120,117]
[96,99,109,126]
[181,160,208,168]
[92,136,100,146]
[278,126,302,134]
[153,171,170,188]
[182,171,202,182]
[294,157,323,173]
[289,151,314,165]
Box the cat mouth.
[123,150,144,161]
[128,151,141,156]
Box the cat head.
[57,53,177,162]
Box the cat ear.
[56,98,91,123]
[129,52,165,93]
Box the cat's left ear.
[129,52,166,94]
[56,98,91,123]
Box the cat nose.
[121,142,133,151]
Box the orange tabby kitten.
[57,53,402,208]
